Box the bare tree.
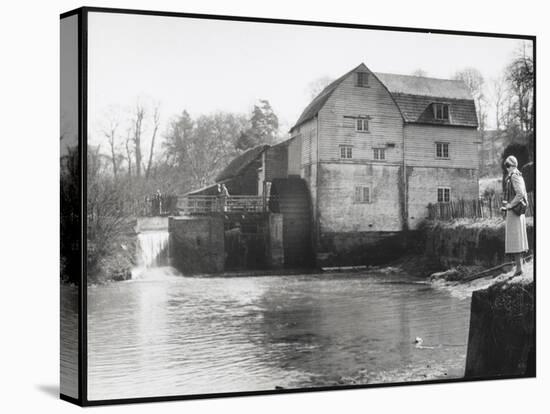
[145,105,161,180]
[124,127,133,178]
[454,68,487,173]
[132,103,145,178]
[103,117,120,179]
[454,68,486,129]
[491,76,507,132]
[411,69,428,77]
[506,41,534,134]
[306,76,334,100]
[86,145,132,281]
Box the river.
[85,267,471,401]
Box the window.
[354,186,371,203]
[373,148,385,160]
[340,145,353,159]
[356,72,369,87]
[436,142,449,159]
[433,103,450,120]
[355,118,369,132]
[437,187,451,203]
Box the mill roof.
[215,144,269,182]
[289,65,359,133]
[290,64,478,130]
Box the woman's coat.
[504,169,529,254]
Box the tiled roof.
[215,145,269,182]
[290,65,363,133]
[291,64,478,130]
[374,72,473,100]
[375,72,478,127]
[390,93,478,127]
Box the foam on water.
[132,230,177,279]
[131,266,182,280]
[137,231,170,267]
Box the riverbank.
[87,232,136,284]
[423,216,534,269]
[87,215,534,285]
[287,359,463,389]
[465,262,535,378]
[421,216,535,380]
[420,216,534,290]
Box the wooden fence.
[178,195,272,215]
[427,192,534,221]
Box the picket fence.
[427,192,534,221]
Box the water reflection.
[60,285,78,398]
[87,270,471,400]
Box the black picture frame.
[60,6,536,406]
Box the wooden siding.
[290,118,316,167]
[287,135,302,176]
[264,144,288,181]
[317,68,404,164]
[284,63,481,242]
[224,163,260,195]
[404,124,479,168]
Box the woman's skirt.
[505,211,529,253]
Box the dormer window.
[356,72,369,87]
[433,103,450,120]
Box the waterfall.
[132,230,171,279]
[137,231,170,268]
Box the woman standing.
[501,155,529,275]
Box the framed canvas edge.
[62,5,537,406]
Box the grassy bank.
[422,217,533,270]
[87,231,137,285]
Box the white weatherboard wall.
[404,124,479,228]
[318,66,404,163]
[315,65,405,234]
[404,124,479,168]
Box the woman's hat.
[505,155,518,168]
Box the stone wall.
[424,218,534,268]
[465,278,535,378]
[169,214,284,274]
[318,162,404,233]
[316,231,410,267]
[135,216,169,233]
[169,216,225,274]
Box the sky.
[87,11,530,150]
